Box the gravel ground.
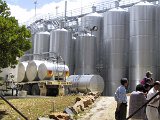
[78,96,130,120]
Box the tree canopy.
[0,0,31,70]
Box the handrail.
[0,95,28,120]
[126,91,160,120]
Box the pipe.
[126,91,160,120]
[0,95,28,120]
[65,1,67,21]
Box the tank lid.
[85,12,102,17]
[38,31,50,35]
[109,7,126,12]
[54,28,68,32]
[136,1,154,6]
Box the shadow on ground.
[0,110,8,119]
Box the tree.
[0,0,31,70]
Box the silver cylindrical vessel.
[33,31,50,59]
[17,62,28,82]
[129,2,156,91]
[156,4,160,80]
[75,33,97,75]
[67,75,104,93]
[26,60,44,81]
[103,7,129,95]
[49,28,72,70]
[81,12,103,68]
[38,61,69,80]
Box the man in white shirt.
[146,81,160,120]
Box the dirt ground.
[78,96,130,120]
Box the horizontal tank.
[26,60,44,81]
[38,61,69,80]
[67,75,104,93]
[33,31,50,59]
[129,1,156,91]
[17,62,28,82]
[75,33,97,75]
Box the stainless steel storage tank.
[155,3,159,80]
[81,8,103,69]
[20,34,35,62]
[75,33,97,75]
[103,7,129,96]
[38,61,69,80]
[33,32,50,60]
[129,1,156,91]
[49,28,73,73]
[17,62,28,82]
[26,60,44,81]
[67,75,104,93]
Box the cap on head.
[146,71,152,75]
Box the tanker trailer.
[17,60,71,96]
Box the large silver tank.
[0,66,18,82]
[75,33,97,75]
[26,60,44,81]
[17,62,28,82]
[81,9,103,68]
[38,61,69,80]
[49,28,72,73]
[129,1,156,91]
[103,7,129,96]
[33,32,50,59]
[20,34,35,62]
[67,75,104,93]
[157,3,160,80]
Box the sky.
[4,0,108,24]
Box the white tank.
[17,62,28,82]
[0,66,18,82]
[26,60,44,81]
[67,75,104,93]
[38,61,69,80]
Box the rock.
[75,97,82,103]
[49,112,70,120]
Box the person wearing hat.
[140,71,153,86]
[146,81,160,120]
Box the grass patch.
[0,96,78,120]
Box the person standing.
[140,71,153,85]
[129,84,147,120]
[146,81,160,120]
[114,78,128,120]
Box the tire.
[31,84,40,95]
[47,88,58,96]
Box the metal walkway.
[26,0,143,33]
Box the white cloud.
[8,0,107,24]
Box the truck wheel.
[47,88,58,96]
[22,84,32,95]
[31,84,40,95]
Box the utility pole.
[55,6,59,16]
[34,0,37,16]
